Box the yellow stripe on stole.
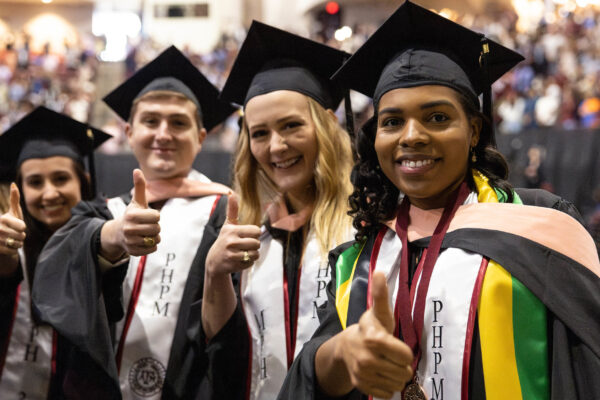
[473,169,498,203]
[478,260,523,400]
[336,280,351,330]
[335,255,360,330]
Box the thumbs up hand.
[118,169,161,256]
[99,169,161,261]
[131,168,149,208]
[334,271,414,399]
[205,192,261,277]
[370,271,396,334]
[0,183,27,275]
[8,183,24,221]
[225,191,239,225]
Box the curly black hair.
[348,90,513,242]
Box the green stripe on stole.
[332,170,550,398]
[509,189,549,399]
[511,277,549,399]
[476,172,550,400]
[335,241,365,330]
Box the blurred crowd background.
[1,0,600,244]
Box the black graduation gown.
[0,244,126,399]
[0,269,22,360]
[31,193,228,400]
[189,221,307,400]
[277,188,600,400]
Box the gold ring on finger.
[143,236,156,247]
[5,237,16,249]
[242,250,251,262]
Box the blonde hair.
[233,96,354,256]
[129,90,202,128]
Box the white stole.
[109,171,218,400]
[241,230,339,400]
[0,250,54,400]
[371,193,485,400]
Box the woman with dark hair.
[0,107,112,399]
[279,2,600,399]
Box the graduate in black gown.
[32,46,237,399]
[0,107,114,399]
[279,2,600,399]
[196,22,355,400]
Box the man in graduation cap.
[0,107,116,399]
[33,46,237,399]
[278,2,600,400]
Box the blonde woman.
[199,22,354,400]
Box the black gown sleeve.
[548,312,600,399]
[278,242,365,400]
[32,197,128,399]
[197,299,250,400]
[514,187,585,224]
[0,267,23,360]
[162,194,229,400]
[509,189,600,397]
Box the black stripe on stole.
[439,228,600,359]
[346,234,376,327]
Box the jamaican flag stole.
[334,170,551,399]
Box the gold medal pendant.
[404,382,427,400]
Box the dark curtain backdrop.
[94,151,232,198]
[497,128,600,219]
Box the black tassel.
[344,90,354,138]
[480,36,496,147]
[86,128,97,198]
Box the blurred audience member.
[497,89,526,134]
[578,90,600,129]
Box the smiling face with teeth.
[375,85,481,210]
[19,156,83,232]
[245,90,319,211]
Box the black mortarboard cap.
[0,106,111,194]
[332,1,524,110]
[220,21,350,110]
[103,45,237,131]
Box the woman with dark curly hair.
[278,2,600,400]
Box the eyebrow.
[248,114,303,130]
[139,110,192,119]
[24,169,72,178]
[379,100,457,115]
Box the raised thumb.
[132,169,148,208]
[9,182,23,220]
[226,192,239,224]
[371,271,395,333]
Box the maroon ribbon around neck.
[393,182,470,371]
